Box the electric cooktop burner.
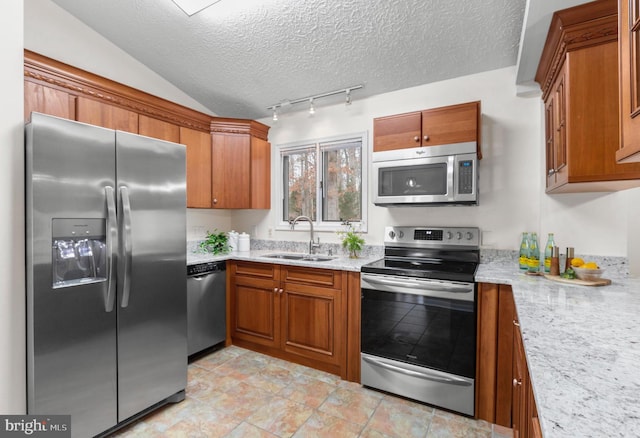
[360,226,480,283]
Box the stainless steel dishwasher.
[187,261,226,357]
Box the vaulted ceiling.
[49,0,586,120]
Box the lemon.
[571,257,585,268]
[583,262,599,270]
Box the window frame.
[276,131,368,233]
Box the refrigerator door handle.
[120,186,133,308]
[105,186,117,312]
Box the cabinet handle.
[513,378,522,387]
[423,135,429,142]
[413,136,420,142]
[513,320,520,327]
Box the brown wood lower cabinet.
[477,283,541,437]
[228,260,360,381]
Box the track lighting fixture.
[267,84,363,121]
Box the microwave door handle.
[364,276,472,294]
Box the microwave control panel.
[458,160,474,194]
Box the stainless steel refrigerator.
[25,112,187,438]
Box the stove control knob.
[456,232,462,240]
[446,231,453,240]
[388,230,396,239]
[466,232,474,240]
[398,231,404,239]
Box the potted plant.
[199,229,230,255]
[338,222,365,259]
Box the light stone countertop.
[476,261,640,438]
[187,249,380,272]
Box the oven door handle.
[362,355,472,386]
[363,275,473,294]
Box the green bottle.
[519,232,530,270]
[528,232,540,273]
[543,233,555,273]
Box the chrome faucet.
[290,215,321,254]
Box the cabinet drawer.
[281,266,342,288]
[233,261,277,279]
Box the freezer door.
[25,113,118,437]
[115,131,187,421]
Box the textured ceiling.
[51,0,527,120]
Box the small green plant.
[199,229,230,255]
[337,222,365,258]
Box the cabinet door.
[549,69,568,190]
[138,114,180,142]
[421,101,480,148]
[280,282,343,366]
[180,127,212,208]
[211,133,251,208]
[545,97,556,188]
[24,81,75,121]
[512,318,528,438]
[230,263,280,349]
[476,283,515,427]
[250,136,271,209]
[617,0,640,162]
[76,97,138,133]
[373,112,422,152]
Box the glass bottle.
[543,233,555,273]
[519,232,530,270]
[528,232,540,273]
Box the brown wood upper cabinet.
[373,101,482,158]
[228,261,347,378]
[210,119,271,209]
[24,50,271,209]
[617,0,640,163]
[536,0,640,193]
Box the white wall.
[1,0,25,414]
[241,66,634,258]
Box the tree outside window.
[280,134,366,229]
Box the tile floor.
[112,346,513,438]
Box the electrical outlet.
[268,227,273,237]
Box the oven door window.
[361,288,476,378]
[378,162,447,197]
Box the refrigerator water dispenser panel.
[52,218,107,288]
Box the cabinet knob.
[548,169,555,176]
[213,198,218,204]
[279,288,284,294]
[413,136,420,142]
[513,378,522,387]
[423,135,429,142]
[513,320,520,327]
[274,287,279,293]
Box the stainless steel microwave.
[372,142,478,206]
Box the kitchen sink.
[263,253,335,262]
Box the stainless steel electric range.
[360,226,480,416]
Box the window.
[279,132,367,231]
